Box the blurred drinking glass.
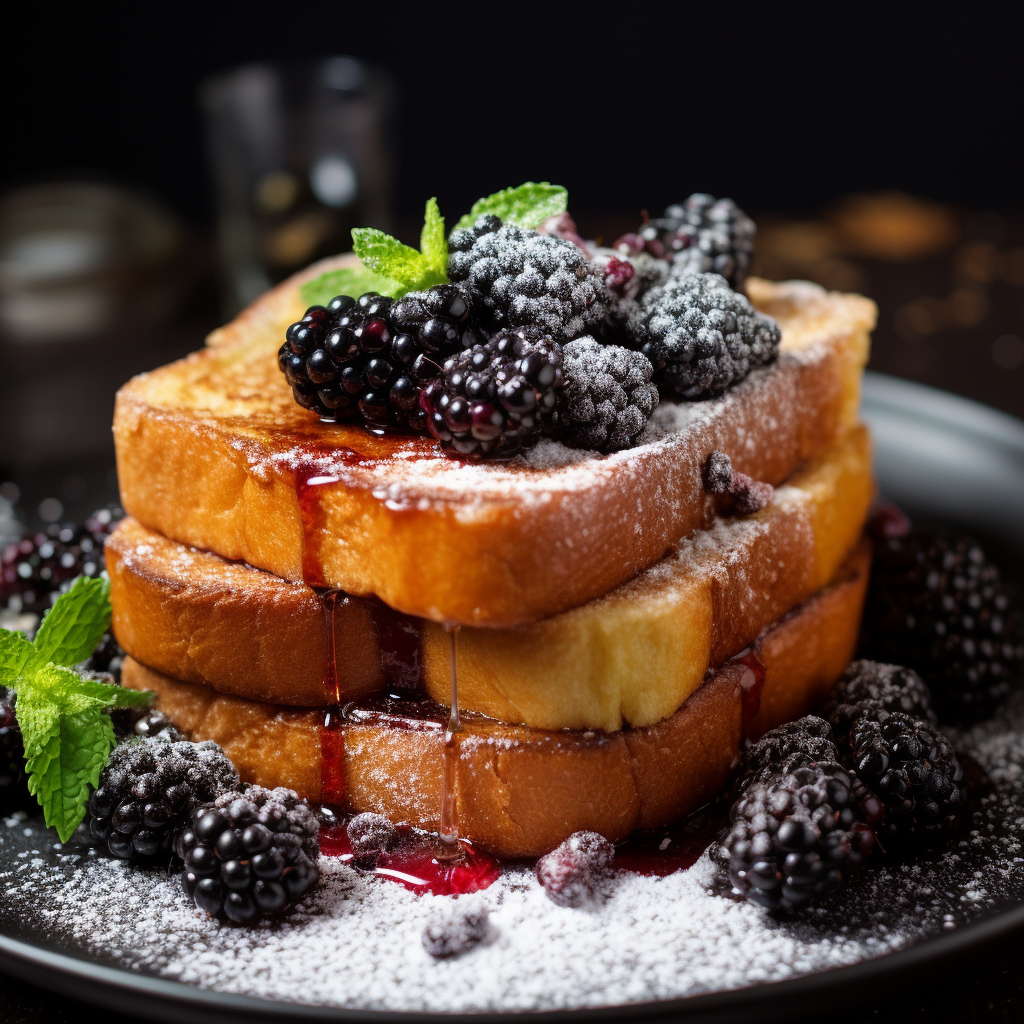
[201,56,395,314]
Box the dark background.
[3,5,1022,227]
[1,7,1024,1022]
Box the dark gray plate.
[1,371,1023,1023]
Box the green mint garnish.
[0,575,152,842]
[352,197,448,292]
[454,182,568,231]
[302,197,449,305]
[298,265,398,308]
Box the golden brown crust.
[121,539,869,857]
[113,265,874,627]
[109,426,873,728]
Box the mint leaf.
[299,265,402,307]
[455,182,568,231]
[0,629,42,679]
[26,711,114,843]
[419,198,447,279]
[0,578,155,842]
[351,228,427,288]
[33,575,111,668]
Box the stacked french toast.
[107,188,876,858]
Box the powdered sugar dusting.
[3,692,1024,1013]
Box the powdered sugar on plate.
[2,692,1024,1014]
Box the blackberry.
[421,327,564,458]
[0,506,123,617]
[279,287,481,432]
[618,194,756,291]
[713,763,875,912]
[177,786,320,925]
[422,902,489,958]
[110,706,185,742]
[733,716,839,795]
[842,704,965,847]
[634,272,780,400]
[0,697,31,813]
[557,338,659,452]
[823,660,937,737]
[346,811,397,868]
[535,830,615,907]
[447,220,608,343]
[861,530,1024,722]
[86,736,239,862]
[702,450,773,516]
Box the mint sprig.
[352,197,448,292]
[1,576,152,842]
[300,183,569,306]
[454,182,567,231]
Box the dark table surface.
[1,205,1023,1022]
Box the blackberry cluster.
[447,218,608,343]
[535,830,615,907]
[346,811,397,869]
[618,194,756,291]
[421,327,564,457]
[634,272,780,400]
[279,287,480,431]
[0,506,123,617]
[861,531,1024,721]
[0,697,31,813]
[713,763,875,912]
[840,703,965,847]
[822,660,937,737]
[86,737,239,862]
[733,716,839,795]
[558,338,659,452]
[177,786,320,925]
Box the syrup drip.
[731,648,766,731]
[320,708,347,805]
[318,823,501,896]
[316,588,342,703]
[440,626,462,846]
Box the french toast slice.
[113,263,874,627]
[120,539,869,858]
[108,425,872,730]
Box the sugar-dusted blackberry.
[346,811,397,868]
[447,221,608,343]
[712,762,875,912]
[842,704,965,847]
[0,697,31,813]
[421,327,564,458]
[86,736,240,862]
[177,786,320,925]
[423,901,489,958]
[618,194,756,291]
[733,716,839,795]
[536,830,614,907]
[823,660,937,737]
[279,287,480,432]
[633,272,780,400]
[110,706,185,742]
[0,506,123,617]
[861,530,1024,722]
[556,338,658,452]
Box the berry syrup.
[319,822,501,896]
[613,804,727,877]
[730,648,766,732]
[440,626,461,844]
